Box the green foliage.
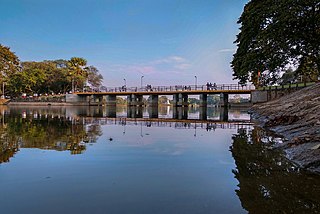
[0,44,20,81]
[0,44,20,96]
[232,0,320,86]
[0,110,103,162]
[86,66,103,89]
[0,46,104,97]
[68,57,87,92]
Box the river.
[0,106,319,213]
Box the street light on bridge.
[141,76,144,89]
[194,75,197,90]
[123,78,126,87]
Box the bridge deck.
[75,84,254,96]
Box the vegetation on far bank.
[232,0,319,87]
[0,44,103,98]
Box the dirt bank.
[252,83,320,173]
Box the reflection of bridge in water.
[81,117,253,130]
[79,106,241,121]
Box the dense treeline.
[0,44,103,98]
[232,0,320,86]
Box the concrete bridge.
[67,84,255,107]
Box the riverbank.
[251,83,320,173]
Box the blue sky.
[1,0,248,87]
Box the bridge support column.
[199,106,207,120]
[173,93,188,107]
[127,94,144,106]
[148,95,158,107]
[127,95,133,106]
[199,94,207,107]
[106,95,116,106]
[106,106,116,117]
[173,107,188,119]
[219,107,229,122]
[127,106,143,118]
[220,93,229,107]
[148,106,158,118]
[89,95,104,106]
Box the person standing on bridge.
[213,83,217,90]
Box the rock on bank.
[252,83,320,173]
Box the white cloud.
[169,56,186,63]
[218,48,236,53]
[174,63,191,70]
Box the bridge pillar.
[127,106,143,118]
[199,106,207,120]
[148,95,158,107]
[199,94,207,107]
[219,107,229,122]
[148,106,159,118]
[106,106,116,117]
[220,93,229,107]
[173,107,188,119]
[89,95,104,106]
[127,95,133,106]
[173,93,188,107]
[106,95,116,106]
[127,94,144,106]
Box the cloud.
[101,55,192,84]
[174,63,191,70]
[218,48,236,53]
[151,56,187,65]
[130,65,155,74]
[169,56,186,63]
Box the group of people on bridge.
[206,82,217,90]
[110,82,221,93]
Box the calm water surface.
[0,106,319,214]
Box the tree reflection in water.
[0,109,102,163]
[230,127,320,213]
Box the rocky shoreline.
[251,83,320,173]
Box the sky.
[0,0,248,87]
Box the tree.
[231,0,320,86]
[86,66,103,90]
[0,44,20,96]
[68,57,87,92]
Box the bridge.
[67,83,255,107]
[66,82,316,107]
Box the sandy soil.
[252,83,320,173]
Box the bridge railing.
[93,84,255,93]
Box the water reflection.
[1,106,320,213]
[66,105,250,121]
[231,127,320,213]
[0,106,102,163]
[0,106,250,164]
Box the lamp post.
[194,75,197,90]
[123,78,126,87]
[141,76,144,89]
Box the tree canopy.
[231,0,320,86]
[0,44,20,95]
[0,45,104,97]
